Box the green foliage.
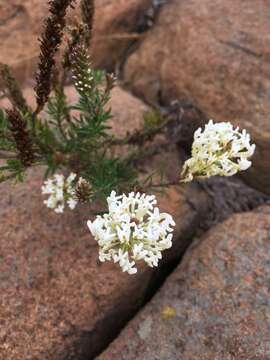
[47,88,70,139]
[0,0,172,209]
[0,159,26,183]
[0,109,15,151]
[82,155,139,202]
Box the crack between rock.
[220,40,264,59]
[197,176,269,231]
[94,170,269,359]
[92,1,270,357]
[92,96,269,357]
[116,0,168,78]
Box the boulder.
[0,1,45,84]
[0,84,267,359]
[99,205,270,360]
[0,0,151,84]
[0,167,152,360]
[0,86,207,359]
[123,0,270,194]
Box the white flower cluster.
[181,120,256,182]
[87,191,175,275]
[42,173,78,213]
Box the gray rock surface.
[99,205,270,360]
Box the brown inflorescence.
[35,0,76,112]
[6,109,36,167]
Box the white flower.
[42,173,78,213]
[181,120,256,182]
[87,191,175,275]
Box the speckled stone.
[99,205,270,360]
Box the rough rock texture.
[124,0,270,194]
[99,205,270,360]
[0,1,47,84]
[0,167,151,360]
[0,87,208,360]
[91,0,152,70]
[0,0,151,84]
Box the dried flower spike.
[87,191,175,275]
[181,120,256,182]
[35,0,75,112]
[6,109,35,167]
